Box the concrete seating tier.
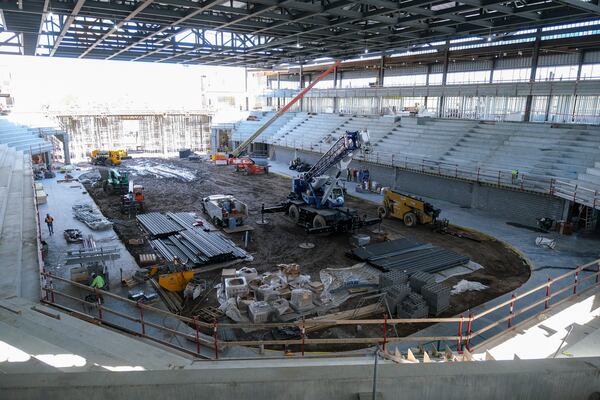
[232,112,600,191]
[0,118,53,154]
[230,112,295,143]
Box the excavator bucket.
[158,270,195,292]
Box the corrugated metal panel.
[583,50,600,64]
[342,69,378,79]
[386,66,428,76]
[538,53,579,67]
[448,60,492,72]
[495,57,532,69]
[430,63,444,73]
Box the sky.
[0,55,248,112]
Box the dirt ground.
[84,157,530,335]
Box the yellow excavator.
[377,189,441,227]
[90,149,122,166]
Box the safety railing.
[40,258,600,360]
[268,138,600,209]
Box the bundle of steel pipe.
[142,211,248,267]
[137,212,182,237]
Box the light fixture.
[487,36,492,42]
[364,48,369,54]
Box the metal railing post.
[508,293,516,328]
[497,170,501,186]
[521,174,525,190]
[137,300,145,335]
[465,312,473,351]
[194,316,201,356]
[573,267,580,295]
[545,278,552,309]
[391,153,394,166]
[549,178,555,195]
[455,164,458,178]
[457,314,464,353]
[573,185,578,203]
[382,313,388,352]
[213,321,219,359]
[96,293,103,321]
[476,167,480,182]
[301,317,306,356]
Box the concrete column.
[523,29,541,122]
[377,57,385,86]
[60,133,71,165]
[438,45,450,118]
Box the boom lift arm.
[229,60,341,159]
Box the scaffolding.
[55,112,211,162]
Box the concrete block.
[421,282,451,316]
[397,292,429,318]
[257,284,279,301]
[225,277,248,300]
[271,298,290,318]
[237,266,258,282]
[383,283,411,309]
[290,288,314,311]
[248,301,273,323]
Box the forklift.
[120,185,145,216]
[377,188,441,227]
[90,150,122,166]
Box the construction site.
[1,1,600,399]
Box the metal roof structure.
[0,0,599,67]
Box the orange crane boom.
[230,60,341,158]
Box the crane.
[228,60,341,161]
[262,130,380,234]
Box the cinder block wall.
[270,146,565,225]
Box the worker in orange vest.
[44,214,54,235]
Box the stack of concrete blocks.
[409,271,435,293]
[421,282,451,316]
[224,277,249,300]
[248,301,274,323]
[290,288,314,312]
[383,283,412,311]
[397,292,429,319]
[379,270,408,289]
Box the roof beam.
[50,0,86,56]
[79,0,155,58]
[106,0,224,60]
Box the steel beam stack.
[137,211,248,267]
[352,238,469,273]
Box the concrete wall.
[270,146,565,225]
[2,357,599,400]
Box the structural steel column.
[489,58,496,84]
[299,64,304,112]
[277,72,281,110]
[424,64,431,108]
[523,29,541,122]
[333,67,339,113]
[438,45,450,118]
[571,50,585,122]
[244,67,249,111]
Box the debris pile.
[72,203,112,230]
[126,160,197,182]
[216,263,377,324]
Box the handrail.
[41,258,600,359]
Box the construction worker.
[44,214,54,235]
[90,272,106,303]
[511,169,519,184]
